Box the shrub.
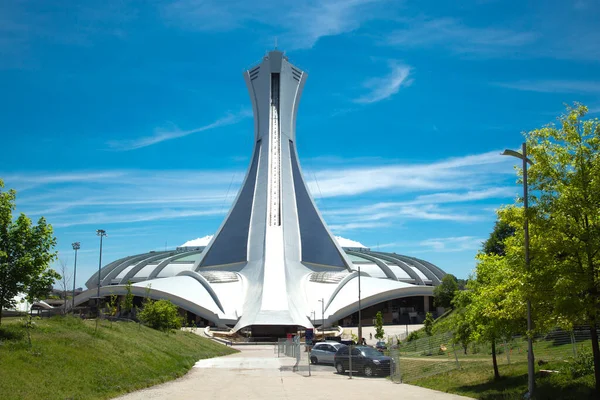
[138,299,182,332]
[567,347,594,378]
[407,330,420,342]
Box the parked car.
[375,341,387,352]
[334,345,393,377]
[310,341,345,365]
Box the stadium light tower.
[71,242,80,314]
[96,230,107,301]
[501,143,535,398]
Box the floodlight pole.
[71,242,80,314]
[318,298,324,340]
[358,266,362,345]
[502,143,535,398]
[96,230,107,302]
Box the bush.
[407,330,421,342]
[138,299,182,332]
[567,347,594,378]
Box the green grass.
[0,316,237,400]
[412,361,596,400]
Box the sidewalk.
[114,345,472,400]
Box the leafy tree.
[522,103,600,391]
[374,311,385,340]
[138,299,182,332]
[0,179,59,325]
[433,274,459,308]
[464,252,526,380]
[121,281,134,317]
[423,312,434,336]
[483,219,516,256]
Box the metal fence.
[389,328,593,383]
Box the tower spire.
[195,50,353,331]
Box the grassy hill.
[0,316,237,400]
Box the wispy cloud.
[494,80,600,94]
[4,150,517,231]
[162,0,386,49]
[106,110,251,151]
[354,62,412,104]
[386,17,538,57]
[307,150,513,198]
[419,236,485,252]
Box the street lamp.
[96,230,107,302]
[71,242,80,314]
[358,266,362,345]
[502,143,535,397]
[318,298,324,340]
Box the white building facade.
[75,51,446,336]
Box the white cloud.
[4,150,517,230]
[354,63,412,104]
[334,235,367,248]
[419,236,485,252]
[162,0,386,49]
[181,235,213,247]
[307,150,513,198]
[106,110,251,151]
[387,17,538,57]
[494,80,600,94]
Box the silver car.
[310,342,345,365]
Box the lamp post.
[71,242,80,314]
[502,143,535,397]
[358,266,362,345]
[96,230,107,302]
[311,310,315,327]
[318,298,324,340]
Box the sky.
[1,0,599,287]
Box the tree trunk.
[491,338,500,380]
[590,323,600,394]
[463,345,467,355]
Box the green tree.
[121,280,134,317]
[483,219,516,256]
[423,312,434,336]
[433,274,459,309]
[138,299,182,332]
[374,311,385,340]
[522,103,600,391]
[465,251,526,380]
[0,179,59,325]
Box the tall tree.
[374,311,385,340]
[483,219,516,256]
[433,274,459,309]
[523,104,600,391]
[0,179,59,324]
[465,252,526,380]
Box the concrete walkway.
[114,345,472,400]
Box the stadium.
[74,50,447,337]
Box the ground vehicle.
[333,345,393,377]
[309,341,345,364]
[375,341,387,352]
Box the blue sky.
[1,0,599,287]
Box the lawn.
[0,316,237,400]
[411,360,596,399]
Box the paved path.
[114,345,472,400]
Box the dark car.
[333,345,393,377]
[375,341,387,352]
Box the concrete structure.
[75,50,446,335]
